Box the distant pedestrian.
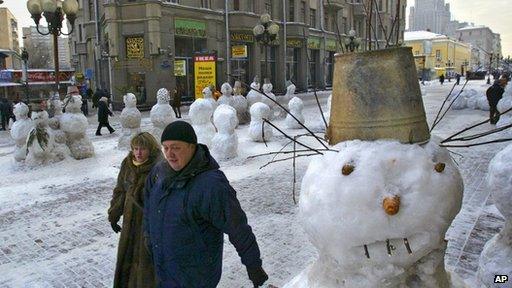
[96,97,115,135]
[171,87,182,118]
[0,98,11,130]
[486,78,508,124]
[456,73,461,85]
[92,88,102,108]
[439,74,445,85]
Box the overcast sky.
[2,0,511,57]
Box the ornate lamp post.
[253,13,280,80]
[21,48,30,103]
[27,0,78,95]
[344,30,361,53]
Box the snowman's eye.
[434,162,446,173]
[341,163,354,175]
[382,195,400,215]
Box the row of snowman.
[11,94,94,166]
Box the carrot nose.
[383,195,400,215]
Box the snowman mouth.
[361,237,415,259]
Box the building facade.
[456,25,501,71]
[0,7,21,69]
[22,26,72,70]
[70,0,406,109]
[408,0,451,35]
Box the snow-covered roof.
[457,25,488,31]
[404,31,447,41]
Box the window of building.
[201,0,211,8]
[342,17,348,34]
[308,49,318,88]
[415,50,419,55]
[265,0,272,15]
[88,0,94,21]
[233,0,239,10]
[260,46,277,81]
[326,51,335,87]
[300,1,306,22]
[436,50,441,60]
[378,0,383,11]
[288,0,295,22]
[286,47,299,83]
[310,8,316,28]
[324,11,329,31]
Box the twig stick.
[430,79,470,132]
[440,138,512,148]
[263,119,323,155]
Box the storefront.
[286,38,302,84]
[230,31,254,91]
[307,37,321,88]
[174,18,208,101]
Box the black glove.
[110,222,122,233]
[247,266,268,287]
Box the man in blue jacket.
[144,121,268,287]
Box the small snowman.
[150,88,175,140]
[203,86,218,110]
[232,80,250,124]
[477,143,512,287]
[276,82,296,119]
[10,102,34,162]
[217,82,234,107]
[25,110,57,166]
[189,98,216,147]
[285,96,305,129]
[210,104,238,160]
[246,76,262,107]
[60,94,94,159]
[118,93,142,150]
[261,78,277,119]
[249,102,273,142]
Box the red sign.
[11,70,74,83]
[194,55,216,62]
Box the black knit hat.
[161,121,198,144]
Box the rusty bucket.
[327,47,430,145]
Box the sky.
[1,0,511,57]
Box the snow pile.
[261,82,276,120]
[451,89,489,111]
[249,102,273,142]
[285,97,305,129]
[189,98,215,147]
[118,93,142,150]
[10,102,34,162]
[60,95,94,159]
[276,83,296,119]
[218,82,234,107]
[284,139,463,288]
[247,77,262,107]
[477,143,512,286]
[210,104,238,160]
[150,88,175,140]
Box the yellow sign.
[174,60,186,76]
[126,37,145,59]
[194,55,216,99]
[232,45,248,58]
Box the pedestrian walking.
[92,88,102,109]
[439,74,445,85]
[143,121,269,288]
[108,132,161,288]
[0,98,12,130]
[456,73,461,85]
[96,97,115,135]
[171,87,182,118]
[486,78,508,124]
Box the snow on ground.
[0,81,509,287]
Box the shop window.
[286,47,299,83]
[233,0,239,10]
[308,49,319,88]
[260,46,276,81]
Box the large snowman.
[150,88,175,140]
[284,137,464,288]
[210,104,238,160]
[118,93,142,150]
[246,76,262,107]
[189,98,216,147]
[218,82,234,107]
[60,95,94,159]
[25,111,58,166]
[477,143,512,287]
[10,102,34,162]
[249,102,273,142]
[261,79,277,119]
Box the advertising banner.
[194,54,216,99]
[232,45,248,58]
[174,60,187,76]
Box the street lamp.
[253,13,280,80]
[27,0,78,95]
[21,48,30,104]
[344,30,361,53]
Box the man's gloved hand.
[247,266,268,287]
[110,222,122,233]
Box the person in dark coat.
[486,78,508,124]
[109,132,161,288]
[96,97,115,135]
[439,74,445,85]
[143,121,268,288]
[171,87,182,118]
[455,73,461,85]
[92,88,102,109]
[0,98,12,130]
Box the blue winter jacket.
[143,144,262,288]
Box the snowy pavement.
[0,81,509,287]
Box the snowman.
[189,98,216,147]
[276,82,296,119]
[284,137,464,288]
[60,95,94,159]
[25,111,58,166]
[285,96,305,129]
[261,79,277,119]
[118,93,142,150]
[217,82,234,107]
[202,86,218,110]
[246,76,262,107]
[232,80,250,124]
[476,143,512,287]
[10,102,34,162]
[210,104,238,160]
[249,102,273,142]
[150,88,175,140]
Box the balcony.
[323,0,345,10]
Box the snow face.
[10,103,34,162]
[247,81,262,107]
[60,95,94,160]
[218,83,234,107]
[477,143,512,286]
[211,104,238,160]
[285,97,305,129]
[189,99,215,147]
[249,102,273,142]
[150,88,175,140]
[284,139,463,287]
[119,93,142,150]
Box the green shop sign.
[287,38,303,48]
[307,37,321,49]
[175,19,206,37]
[326,39,338,51]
